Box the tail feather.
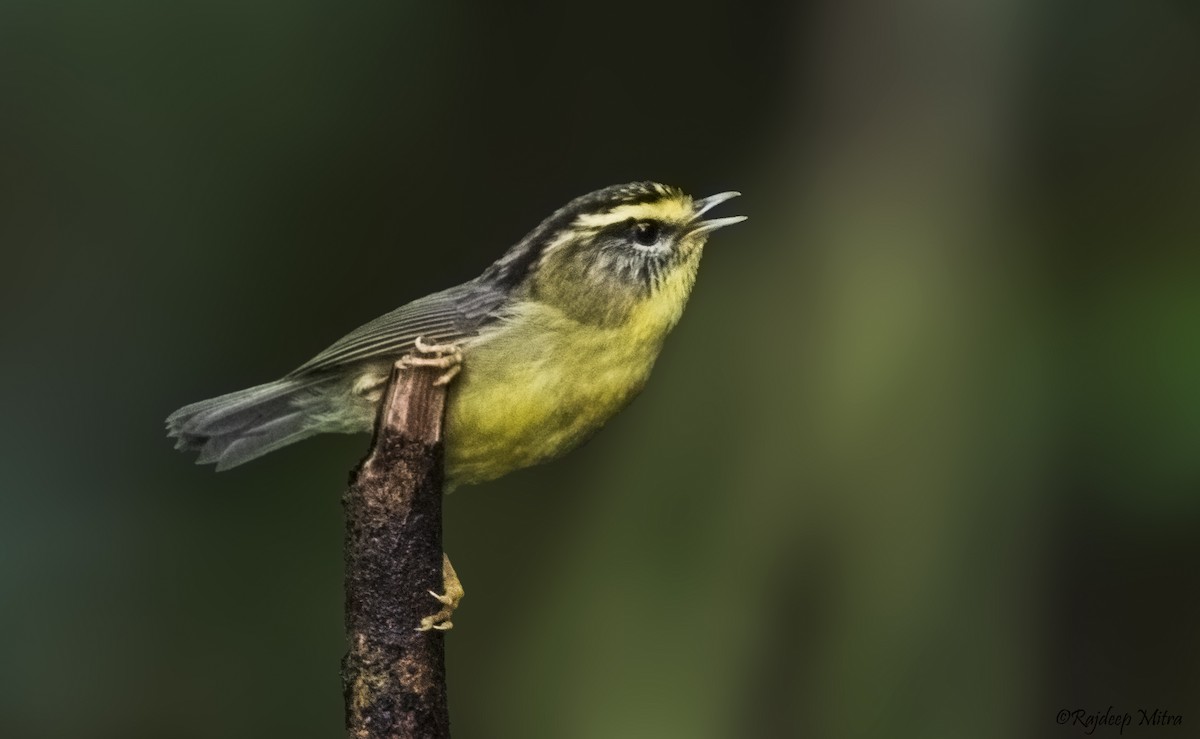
[167,378,329,470]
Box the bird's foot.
[399,336,463,386]
[417,553,464,632]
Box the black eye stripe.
[591,217,675,250]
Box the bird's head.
[486,182,745,328]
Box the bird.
[167,182,745,488]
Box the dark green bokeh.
[2,2,1198,738]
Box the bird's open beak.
[690,191,747,235]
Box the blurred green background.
[2,1,1198,738]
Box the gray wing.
[286,279,507,377]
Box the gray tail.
[166,378,328,471]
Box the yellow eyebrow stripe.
[574,198,694,229]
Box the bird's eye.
[632,220,662,246]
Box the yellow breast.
[442,298,676,487]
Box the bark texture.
[343,360,450,739]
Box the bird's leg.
[417,553,464,632]
[398,336,464,386]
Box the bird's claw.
[415,554,464,632]
[429,589,456,606]
[399,337,463,386]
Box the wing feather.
[286,280,505,377]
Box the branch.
[342,357,451,739]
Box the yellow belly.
[442,302,667,487]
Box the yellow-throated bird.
[167,182,745,488]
